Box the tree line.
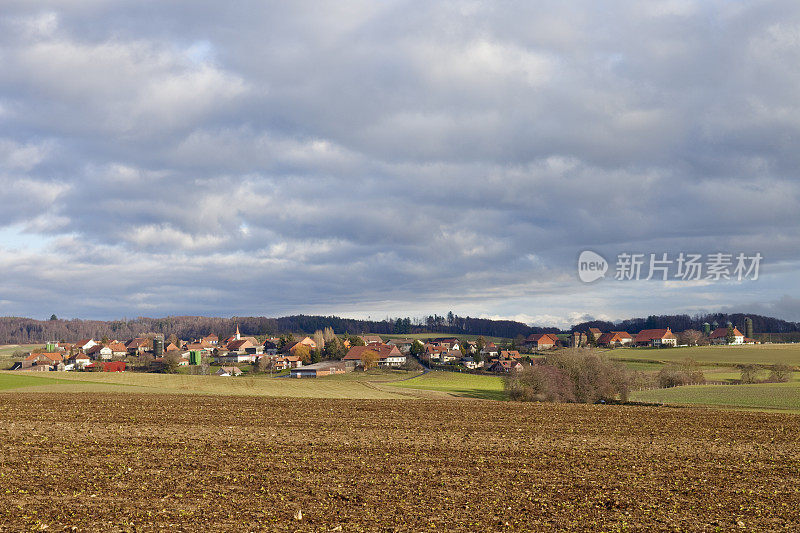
[571,313,800,336]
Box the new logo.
[578,250,608,283]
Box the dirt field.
[1,394,798,531]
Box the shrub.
[657,359,705,388]
[506,348,630,403]
[739,364,761,384]
[766,364,792,383]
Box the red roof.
[25,352,63,363]
[343,345,402,361]
[709,327,744,339]
[527,333,559,344]
[597,331,632,344]
[634,329,676,342]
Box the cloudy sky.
[2,1,800,328]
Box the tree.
[739,364,760,384]
[166,333,180,347]
[409,340,424,358]
[162,352,181,374]
[767,363,791,383]
[360,349,379,370]
[725,324,736,345]
[475,336,486,353]
[324,337,346,360]
[253,355,270,374]
[279,334,296,352]
[312,330,325,351]
[310,348,322,364]
[349,335,365,347]
[49,314,58,321]
[678,329,703,346]
[322,327,336,343]
[292,344,311,364]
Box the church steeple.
[235,324,241,341]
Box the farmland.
[632,381,800,412]
[607,343,800,366]
[388,370,506,400]
[0,370,416,399]
[1,393,799,531]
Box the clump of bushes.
[657,359,705,388]
[739,363,793,384]
[506,348,630,403]
[767,364,792,383]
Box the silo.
[702,323,711,335]
[153,336,164,357]
[189,350,202,365]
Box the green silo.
[189,350,202,365]
[46,342,56,352]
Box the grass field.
[1,394,799,530]
[388,370,506,400]
[0,369,418,399]
[632,381,800,412]
[608,343,800,366]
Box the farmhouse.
[76,338,98,352]
[86,344,113,360]
[526,333,559,350]
[480,342,499,358]
[710,327,745,345]
[597,331,633,347]
[361,335,384,345]
[126,337,151,354]
[488,360,523,373]
[634,328,678,347]
[21,351,64,371]
[343,345,406,367]
[289,361,349,378]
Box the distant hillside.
[570,313,800,335]
[0,313,559,344]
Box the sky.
[1,1,800,329]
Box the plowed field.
[1,393,799,531]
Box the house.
[263,339,280,355]
[126,337,151,354]
[480,342,499,358]
[21,351,64,370]
[68,353,92,370]
[588,328,603,342]
[526,333,559,350]
[386,339,415,353]
[596,332,633,347]
[709,327,745,345]
[76,338,98,353]
[86,344,113,360]
[460,356,483,370]
[226,339,256,354]
[499,350,521,360]
[343,345,406,367]
[488,360,523,373]
[634,328,678,347]
[360,335,383,345]
[201,334,219,345]
[744,337,758,345]
[430,348,461,364]
[290,361,350,378]
[215,366,243,377]
[223,325,260,349]
[106,341,128,357]
[273,356,303,371]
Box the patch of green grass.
[0,373,77,390]
[388,370,507,400]
[631,381,800,412]
[608,344,800,367]
[0,344,42,370]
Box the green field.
[608,344,800,367]
[388,370,506,400]
[0,369,417,399]
[632,381,800,412]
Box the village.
[10,320,759,377]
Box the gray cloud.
[1,1,800,324]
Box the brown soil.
[0,393,798,531]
